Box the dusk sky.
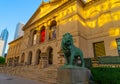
[0,0,49,52]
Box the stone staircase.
[0,65,58,84]
[37,65,57,84]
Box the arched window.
[36,49,41,65]
[47,47,53,64]
[49,20,57,40]
[33,30,37,45]
[40,26,46,42]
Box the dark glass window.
[93,41,106,57]
[116,38,120,56]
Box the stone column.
[29,33,32,46]
[45,26,49,42]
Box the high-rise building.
[0,28,9,56]
[0,38,4,56]
[14,22,24,39]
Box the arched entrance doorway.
[21,53,25,63]
[28,51,32,65]
[47,47,53,65]
[36,49,41,65]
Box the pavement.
[0,73,44,84]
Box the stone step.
[0,65,58,84]
[38,77,57,84]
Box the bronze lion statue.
[61,33,85,67]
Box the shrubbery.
[91,67,120,84]
[0,56,5,64]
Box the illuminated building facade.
[6,0,120,66]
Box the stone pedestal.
[57,67,94,84]
[39,53,48,69]
[57,50,65,67]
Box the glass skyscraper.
[0,38,4,56]
[0,28,9,56]
[14,22,24,40]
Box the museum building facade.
[6,0,120,67]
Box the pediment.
[23,0,68,30]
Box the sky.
[0,0,49,53]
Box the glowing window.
[32,30,37,45]
[93,41,106,57]
[40,29,45,42]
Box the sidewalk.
[0,73,44,84]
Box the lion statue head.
[61,33,73,49]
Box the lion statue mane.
[61,33,85,67]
